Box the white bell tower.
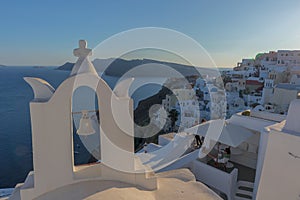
[9,40,157,200]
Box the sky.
[1,0,300,67]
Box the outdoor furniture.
[212,143,234,169]
[226,162,234,168]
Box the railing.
[250,111,286,122]
[190,159,238,200]
[158,150,199,172]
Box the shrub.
[241,110,251,116]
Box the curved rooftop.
[33,169,221,200]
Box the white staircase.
[235,181,254,200]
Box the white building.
[175,99,200,129]
[256,51,277,70]
[202,86,210,101]
[255,100,300,199]
[277,50,300,67]
[261,79,274,105]
[270,83,300,113]
[226,92,246,116]
[246,93,262,106]
[194,77,206,90]
[290,74,300,85]
[259,69,269,80]
[161,89,200,130]
[162,89,197,112]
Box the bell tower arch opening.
[72,86,101,167]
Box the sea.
[0,66,163,188]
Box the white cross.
[73,40,92,58]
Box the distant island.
[56,58,123,74]
[56,58,217,77]
[56,62,75,71]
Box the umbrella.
[185,119,253,148]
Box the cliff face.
[134,86,172,126]
[134,86,174,150]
